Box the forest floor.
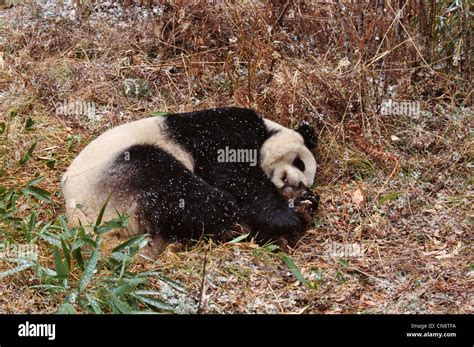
[0,1,472,313]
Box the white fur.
[261,119,317,189]
[62,116,194,230]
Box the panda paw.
[291,190,319,231]
[242,198,303,242]
[294,189,320,214]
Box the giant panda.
[62,107,319,252]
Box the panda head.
[261,120,317,189]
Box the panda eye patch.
[292,156,305,172]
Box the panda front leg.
[210,169,303,245]
[239,191,303,246]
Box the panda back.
[62,116,193,228]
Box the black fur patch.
[296,122,318,150]
[292,156,306,172]
[100,144,240,241]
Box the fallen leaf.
[351,187,365,208]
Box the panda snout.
[281,181,304,192]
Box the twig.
[273,0,292,28]
[196,246,208,314]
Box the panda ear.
[296,122,317,150]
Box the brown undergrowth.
[0,1,472,313]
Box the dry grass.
[0,0,472,313]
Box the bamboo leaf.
[227,233,250,243]
[0,263,34,278]
[86,295,102,314]
[109,295,133,314]
[338,258,350,269]
[95,219,126,234]
[79,248,99,292]
[72,248,84,270]
[25,176,44,187]
[22,186,52,203]
[41,233,61,247]
[30,285,68,292]
[281,254,309,287]
[112,278,146,296]
[378,191,403,204]
[24,117,35,131]
[94,195,111,232]
[60,237,71,271]
[150,111,170,117]
[53,246,69,278]
[19,141,37,166]
[112,234,149,254]
[133,295,174,312]
[58,303,75,314]
[137,271,187,293]
[26,211,36,242]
